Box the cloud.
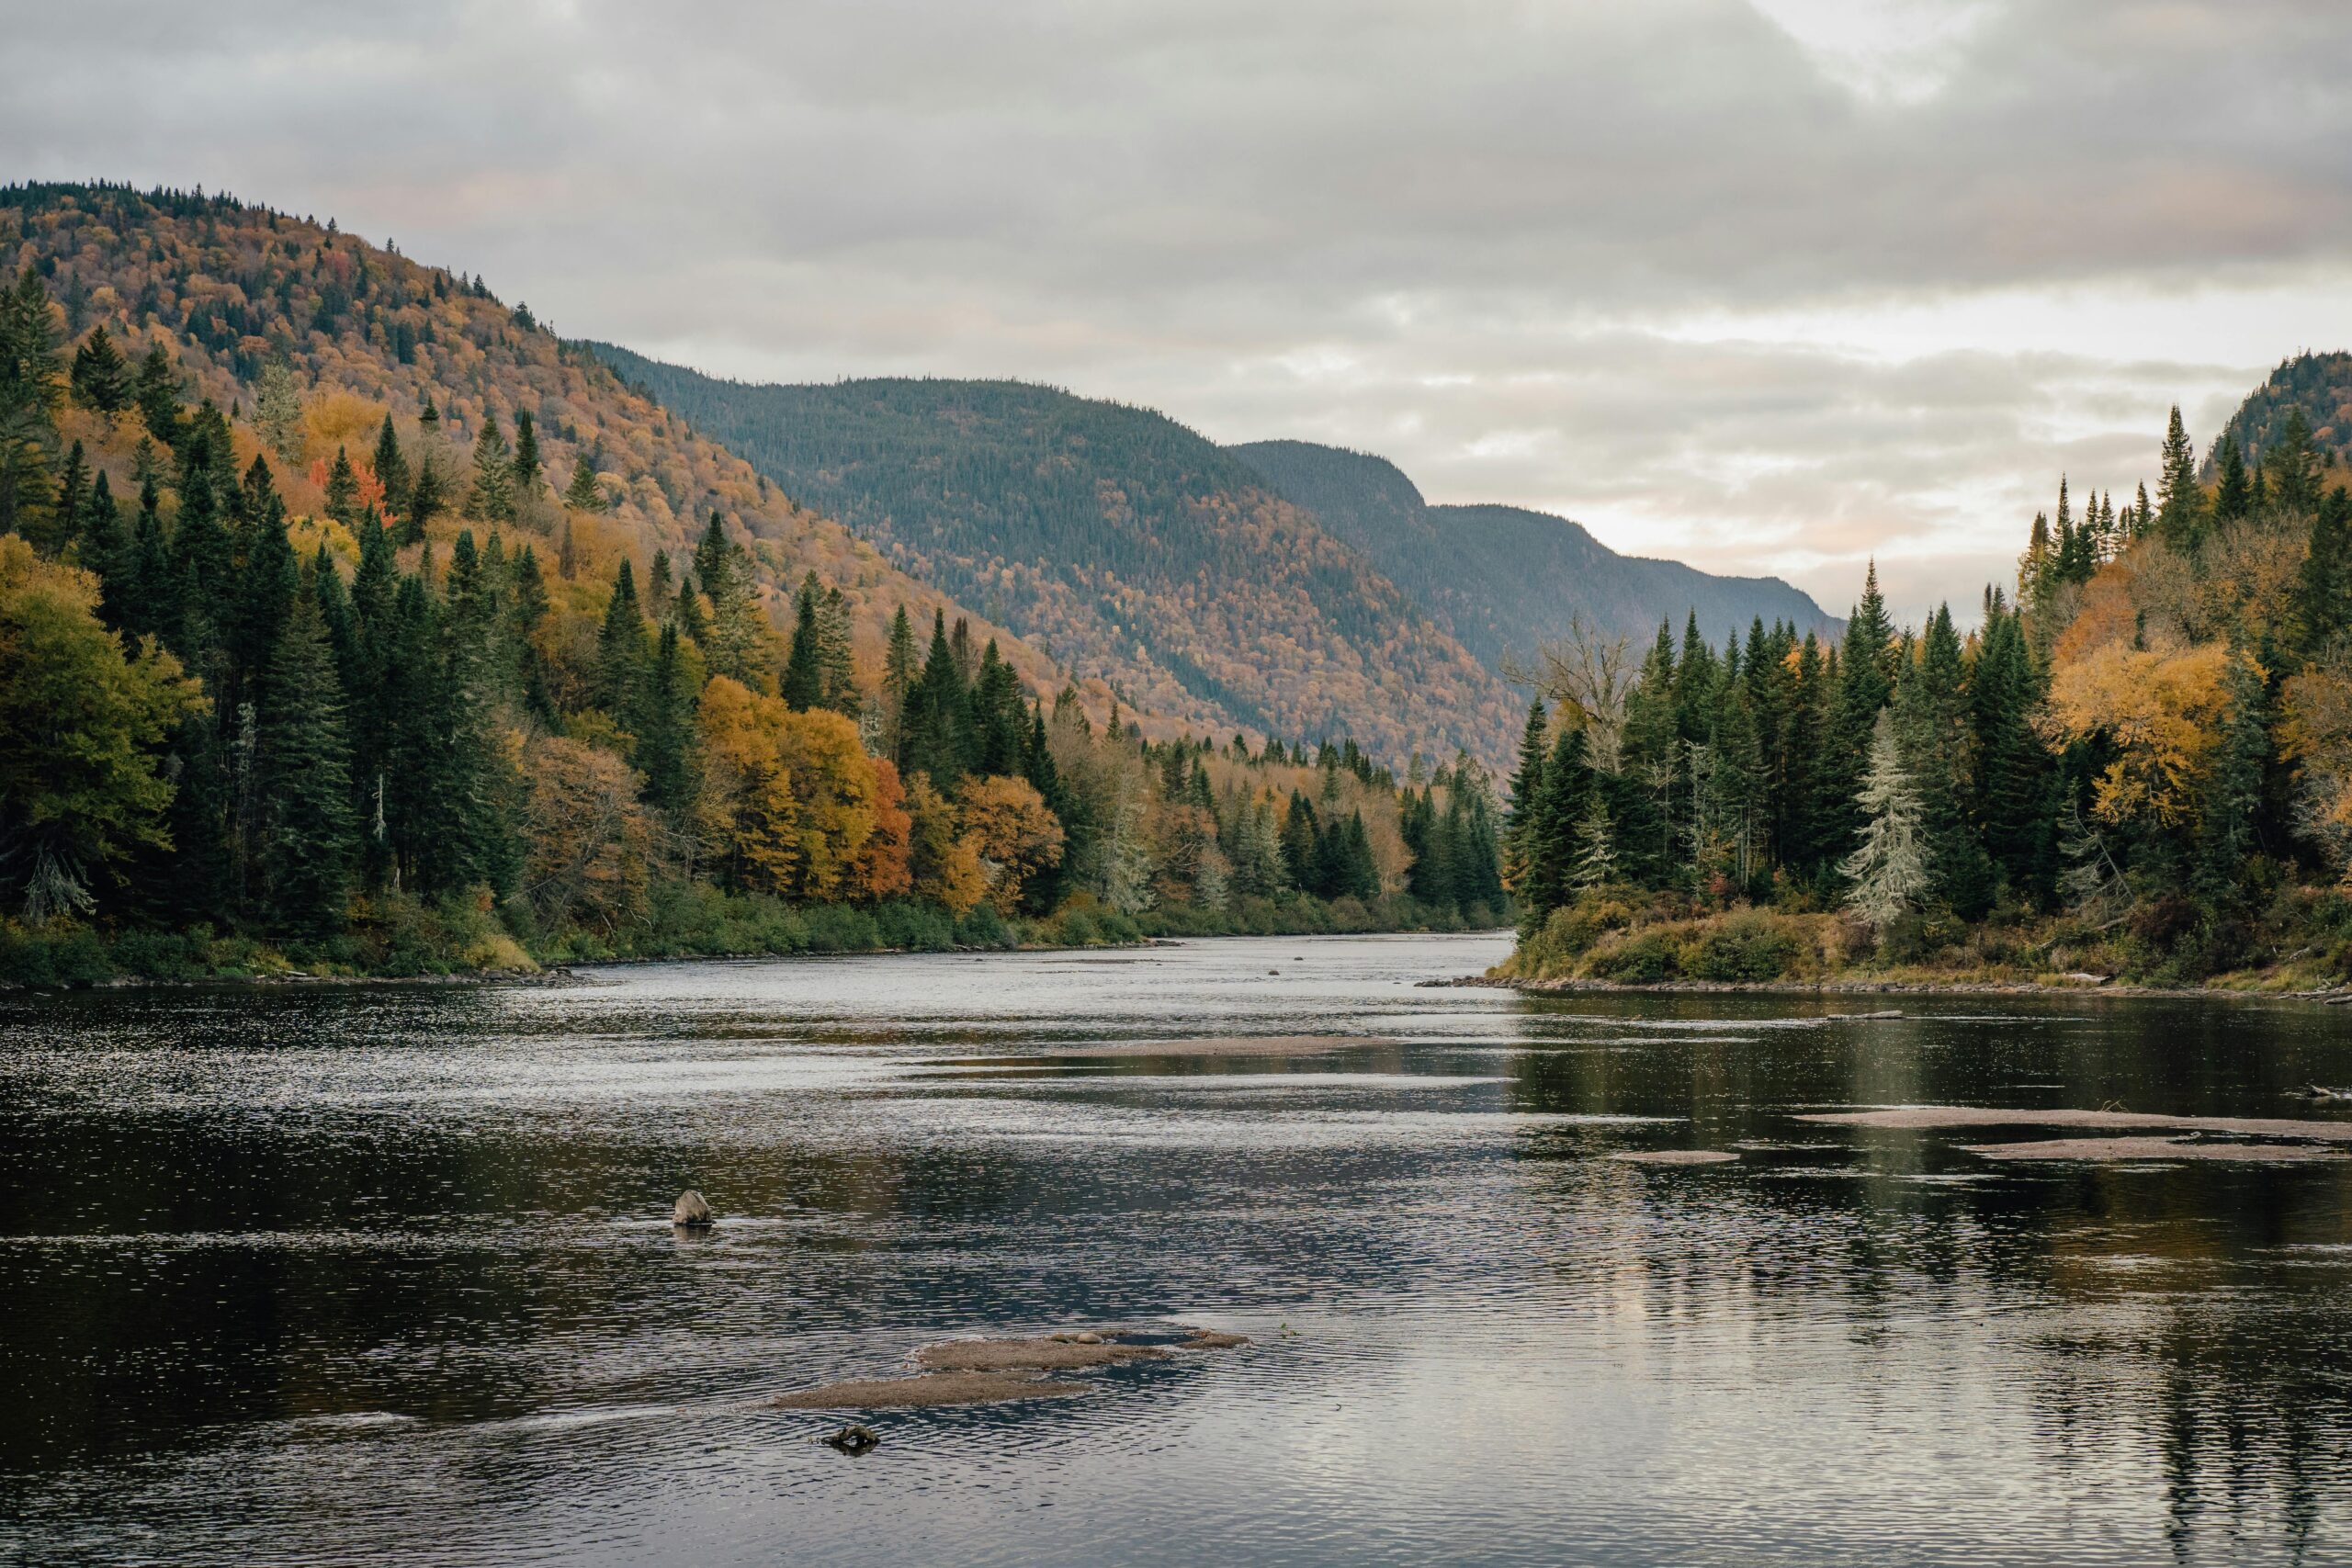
[5,0,2346,624]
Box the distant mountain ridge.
[585,350,1523,763]
[589,346,1841,766]
[1227,440,1839,666]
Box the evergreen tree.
[467,414,515,522]
[780,575,825,710]
[2264,406,2322,515]
[2198,648,2268,904]
[403,452,446,546]
[2212,436,2254,524]
[253,361,303,460]
[632,622,699,817]
[323,446,361,525]
[1501,696,1548,897]
[2296,487,2352,656]
[133,341,180,445]
[562,453,605,512]
[594,558,650,716]
[2154,405,2204,550]
[371,414,410,518]
[69,324,131,413]
[1840,710,1930,931]
[510,410,543,498]
[257,589,356,936]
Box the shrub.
[1585,928,1683,983]
[1688,912,1804,981]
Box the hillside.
[2211,351,2352,476]
[0,181,1063,696]
[1228,440,1840,666]
[584,350,1521,764]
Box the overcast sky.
[9,0,2348,624]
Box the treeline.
[0,265,1501,980]
[1503,395,2352,987]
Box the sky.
[8,0,2351,626]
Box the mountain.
[584,351,1523,764]
[0,180,1062,694]
[1227,439,1840,667]
[2211,351,2352,473]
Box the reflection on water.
[4,935,2352,1564]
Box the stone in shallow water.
[773,1372,1092,1409]
[672,1190,714,1227]
[1177,1330,1250,1349]
[1962,1137,2347,1163]
[917,1336,1166,1372]
[1609,1149,1739,1166]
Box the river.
[5,933,2352,1564]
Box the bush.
[1585,928,1683,983]
[1688,911,1804,981]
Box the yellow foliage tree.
[520,735,652,935]
[954,774,1065,914]
[771,706,877,901]
[906,774,986,916]
[695,676,798,896]
[2042,640,2233,829]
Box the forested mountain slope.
[0,182,1057,694]
[1228,439,1839,668]
[2210,351,2352,478]
[584,350,1522,766]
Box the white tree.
[1572,798,1618,892]
[1840,709,1930,930]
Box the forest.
[0,189,1504,983]
[1501,394,2352,989]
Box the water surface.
[5,934,2352,1565]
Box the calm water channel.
[6,932,2352,1565]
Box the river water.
[5,933,2352,1565]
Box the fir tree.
[510,410,543,498]
[467,414,515,522]
[133,341,180,445]
[258,590,357,936]
[1840,710,1930,931]
[2212,436,2254,524]
[1501,696,1548,897]
[371,414,410,516]
[2154,405,2204,550]
[594,558,650,716]
[69,323,131,413]
[562,453,605,512]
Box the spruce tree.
[371,414,410,516]
[2264,406,2322,515]
[403,453,446,546]
[510,410,543,498]
[467,415,514,522]
[2154,405,2204,549]
[1840,710,1929,932]
[2212,436,2254,524]
[258,590,357,936]
[134,341,181,445]
[562,454,604,512]
[594,558,650,716]
[780,575,825,710]
[632,621,698,817]
[1501,696,1548,897]
[69,323,131,413]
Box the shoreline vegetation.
[1489,392,2352,1004]
[0,187,1511,989]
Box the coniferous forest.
[0,186,1505,982]
[1501,399,2352,989]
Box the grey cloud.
[3,0,2343,619]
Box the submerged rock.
[672,1190,714,1228]
[1177,1330,1250,1349]
[774,1372,1091,1409]
[824,1424,879,1454]
[1609,1149,1739,1166]
[918,1335,1164,1372]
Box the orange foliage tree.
[953,774,1065,914]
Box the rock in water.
[825,1424,879,1454]
[673,1190,714,1228]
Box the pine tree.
[69,324,131,413]
[258,589,357,936]
[134,341,181,445]
[1840,710,1929,931]
[2212,436,2254,524]
[2264,406,2322,515]
[562,452,605,512]
[2154,405,2204,550]
[467,414,515,522]
[632,622,698,817]
[371,414,410,517]
[594,558,650,716]
[510,410,543,499]
[780,574,824,710]
[1501,696,1548,897]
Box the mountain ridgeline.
[582,352,1522,765]
[1227,439,1839,669]
[587,347,1838,769]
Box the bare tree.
[1504,615,1634,773]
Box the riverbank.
[1494,891,2352,1001]
[0,886,1490,988]
[1435,973,2352,1004]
